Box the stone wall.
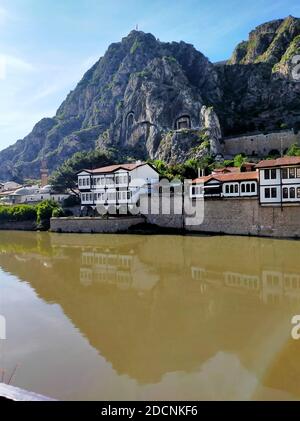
[50,216,145,233]
[50,197,300,239]
[185,198,300,239]
[140,193,184,229]
[223,130,300,157]
[0,220,36,231]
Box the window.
[282,168,288,179]
[235,184,238,194]
[290,187,296,199]
[297,187,300,199]
[225,185,229,194]
[264,169,270,180]
[251,183,256,193]
[246,184,250,193]
[271,188,277,198]
[79,178,82,186]
[83,178,86,186]
[289,168,296,179]
[265,188,270,199]
[283,187,289,199]
[297,168,300,178]
[230,185,234,194]
[127,191,132,200]
[271,169,277,179]
[241,184,245,193]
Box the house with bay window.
[77,162,159,213]
[256,157,300,206]
[190,171,259,199]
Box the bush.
[286,143,300,157]
[62,195,80,207]
[37,200,60,229]
[0,205,37,222]
[52,208,65,218]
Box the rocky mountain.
[1,16,300,181]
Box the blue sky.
[0,0,299,151]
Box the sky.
[0,0,299,151]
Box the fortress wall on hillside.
[223,130,300,157]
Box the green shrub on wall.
[36,200,60,229]
[0,205,37,222]
[52,208,65,218]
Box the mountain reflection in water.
[0,231,300,400]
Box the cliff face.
[228,16,300,65]
[1,16,300,181]
[220,15,300,136]
[0,30,221,180]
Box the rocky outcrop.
[228,16,300,65]
[200,106,222,155]
[0,30,221,180]
[1,16,300,180]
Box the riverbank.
[49,197,300,239]
[0,220,36,231]
[2,196,300,239]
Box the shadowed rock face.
[1,17,300,181]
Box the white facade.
[78,163,159,211]
[0,181,21,192]
[223,181,257,197]
[259,165,300,205]
[190,175,258,199]
[6,185,69,205]
[190,184,204,199]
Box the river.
[0,231,300,400]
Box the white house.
[77,162,160,212]
[190,172,259,199]
[5,185,70,205]
[256,157,300,206]
[0,181,22,192]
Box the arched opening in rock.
[126,112,135,130]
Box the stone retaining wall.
[186,198,300,238]
[50,216,145,233]
[0,220,36,231]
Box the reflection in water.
[0,231,300,400]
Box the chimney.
[198,168,205,178]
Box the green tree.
[49,149,115,194]
[286,143,300,157]
[234,154,246,167]
[37,200,60,230]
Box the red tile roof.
[79,162,148,174]
[212,167,240,174]
[193,171,258,184]
[256,157,300,168]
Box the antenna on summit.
[135,24,139,31]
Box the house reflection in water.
[80,249,159,291]
[1,232,300,399]
[191,267,300,306]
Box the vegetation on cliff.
[0,16,300,181]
